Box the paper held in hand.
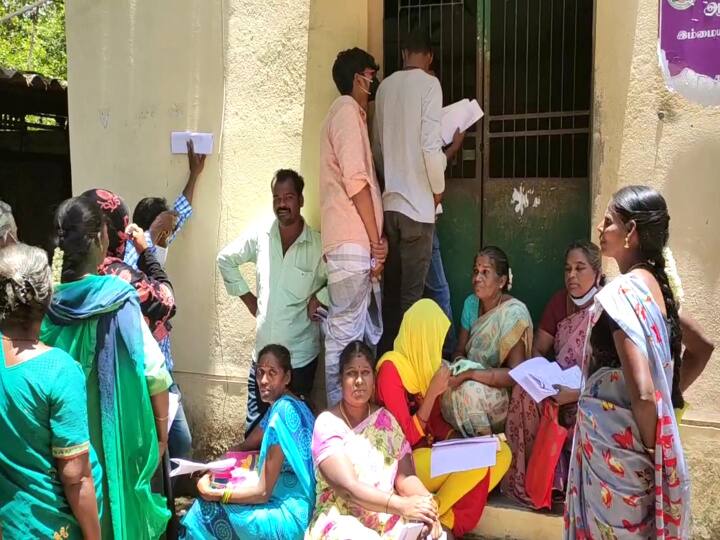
[397,522,447,540]
[508,357,583,404]
[440,98,484,145]
[170,131,214,154]
[169,457,236,478]
[430,436,500,478]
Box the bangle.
[154,415,169,422]
[385,492,393,514]
[221,487,233,504]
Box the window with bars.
[384,0,478,180]
[383,0,593,183]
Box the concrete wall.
[66,0,372,456]
[592,0,720,424]
[593,2,720,536]
[65,1,230,454]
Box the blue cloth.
[423,229,456,356]
[181,395,315,540]
[460,294,480,331]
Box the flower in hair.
[507,267,513,291]
[663,246,684,305]
[51,247,64,286]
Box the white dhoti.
[323,243,382,406]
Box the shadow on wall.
[664,137,720,288]
[590,0,641,208]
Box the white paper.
[171,131,214,154]
[430,436,498,478]
[441,98,484,145]
[397,522,425,540]
[229,468,259,486]
[509,357,583,404]
[167,392,180,435]
[169,457,236,477]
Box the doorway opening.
[384,0,594,321]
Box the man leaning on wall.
[217,169,327,433]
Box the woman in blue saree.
[181,344,316,540]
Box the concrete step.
[467,494,564,540]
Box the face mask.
[154,245,168,267]
[570,286,598,307]
[359,74,380,101]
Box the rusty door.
[383,0,594,322]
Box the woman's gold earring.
[624,236,630,249]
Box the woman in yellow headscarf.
[375,299,512,538]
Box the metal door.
[383,0,594,322]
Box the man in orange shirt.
[319,48,387,406]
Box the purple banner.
[659,0,720,106]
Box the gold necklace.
[339,401,370,428]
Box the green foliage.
[0,0,66,79]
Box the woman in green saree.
[0,243,101,539]
[441,247,533,437]
[41,197,173,539]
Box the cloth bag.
[525,400,568,509]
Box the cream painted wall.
[592,0,720,425]
[299,0,369,229]
[66,0,370,455]
[66,0,313,454]
[65,0,225,388]
[593,5,720,534]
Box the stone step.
[467,495,564,540]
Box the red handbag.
[524,400,569,509]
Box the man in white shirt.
[373,29,464,351]
[217,169,328,433]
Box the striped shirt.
[124,193,193,372]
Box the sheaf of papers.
[171,131,214,154]
[397,522,447,540]
[509,357,583,404]
[440,98,484,145]
[169,457,236,477]
[430,436,499,478]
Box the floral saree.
[564,274,690,539]
[307,407,411,539]
[441,298,533,437]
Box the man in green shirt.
[217,169,328,433]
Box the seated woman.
[376,299,512,538]
[41,197,172,539]
[504,240,603,506]
[181,345,316,540]
[0,244,101,539]
[441,247,533,438]
[308,341,442,539]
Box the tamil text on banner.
[659,0,720,106]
